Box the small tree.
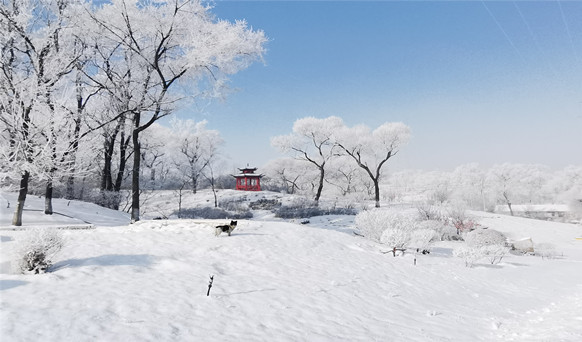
[170,119,223,195]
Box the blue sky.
[174,0,582,171]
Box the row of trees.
[263,138,581,212]
[385,164,582,212]
[271,116,411,208]
[0,0,266,225]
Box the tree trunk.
[114,131,129,192]
[374,179,381,208]
[44,180,54,215]
[314,167,324,204]
[131,115,141,222]
[12,171,30,226]
[212,181,217,208]
[65,175,76,200]
[191,171,198,194]
[177,185,184,218]
[503,192,513,216]
[101,138,115,191]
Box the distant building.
[233,167,263,191]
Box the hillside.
[1,191,582,341]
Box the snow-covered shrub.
[417,220,457,241]
[464,228,506,247]
[356,210,445,252]
[534,243,557,259]
[354,209,391,242]
[249,198,281,210]
[17,228,64,274]
[275,206,323,219]
[379,216,417,249]
[286,196,313,209]
[454,228,508,267]
[176,207,252,219]
[378,214,422,250]
[447,202,478,234]
[429,186,451,204]
[409,228,437,251]
[481,245,510,265]
[416,202,443,221]
[274,206,356,219]
[452,246,482,267]
[219,197,249,212]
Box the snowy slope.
[1,192,582,341]
[0,192,130,228]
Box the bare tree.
[271,116,343,203]
[170,119,222,195]
[336,122,411,208]
[263,157,310,195]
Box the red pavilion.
[233,167,263,191]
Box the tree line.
[0,0,266,225]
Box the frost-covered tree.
[140,123,173,190]
[170,119,223,194]
[325,156,367,197]
[85,0,266,222]
[272,116,343,203]
[450,163,489,211]
[262,157,309,194]
[0,0,86,224]
[487,163,549,215]
[336,122,411,208]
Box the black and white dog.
[215,220,237,237]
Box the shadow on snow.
[51,254,157,271]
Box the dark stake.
[207,275,214,296]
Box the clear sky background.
[172,0,582,171]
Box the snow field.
[1,191,582,341]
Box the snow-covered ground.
[1,190,582,341]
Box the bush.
[354,209,390,242]
[416,202,443,221]
[249,198,281,210]
[356,210,447,252]
[175,207,253,220]
[409,229,438,251]
[481,245,510,265]
[454,228,509,267]
[274,206,356,219]
[464,228,506,247]
[379,214,418,249]
[453,246,482,267]
[18,228,64,274]
[218,197,249,212]
[417,220,457,241]
[534,243,557,259]
[447,202,476,234]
